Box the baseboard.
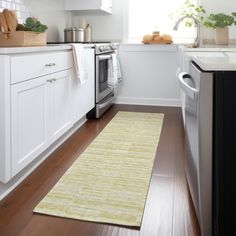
[0,117,87,201]
[114,97,181,107]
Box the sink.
[184,43,199,48]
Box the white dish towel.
[71,44,88,84]
[108,53,122,87]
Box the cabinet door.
[72,49,95,123]
[11,76,49,177]
[48,69,73,142]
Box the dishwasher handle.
[178,72,199,100]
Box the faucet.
[173,15,201,48]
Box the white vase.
[215,27,229,45]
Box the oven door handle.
[178,72,199,100]
[97,55,112,61]
[98,95,114,109]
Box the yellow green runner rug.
[34,111,164,227]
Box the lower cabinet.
[72,48,95,123]
[48,70,72,143]
[0,48,95,183]
[11,69,73,177]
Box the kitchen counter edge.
[0,44,94,54]
[0,45,72,54]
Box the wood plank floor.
[0,105,200,236]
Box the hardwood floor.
[0,105,200,236]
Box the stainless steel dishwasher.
[178,62,213,236]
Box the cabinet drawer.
[10,51,73,84]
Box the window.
[0,0,30,24]
[128,0,198,43]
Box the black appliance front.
[213,71,236,236]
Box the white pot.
[215,27,229,45]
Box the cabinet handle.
[47,79,56,83]
[45,63,56,67]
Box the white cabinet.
[72,48,95,122]
[11,76,49,176]
[48,70,72,142]
[11,69,73,177]
[65,0,112,14]
[10,51,73,84]
[0,50,74,183]
[0,47,95,185]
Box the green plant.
[16,17,48,32]
[169,0,206,27]
[204,13,236,28]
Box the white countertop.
[179,44,236,71]
[0,44,94,54]
[181,44,236,52]
[0,45,72,54]
[192,52,236,71]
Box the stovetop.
[47,41,112,44]
[47,41,119,54]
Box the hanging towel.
[113,53,122,83]
[108,53,122,95]
[108,53,122,88]
[71,44,88,84]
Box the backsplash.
[0,0,30,23]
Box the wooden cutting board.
[0,12,8,32]
[3,9,18,31]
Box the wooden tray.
[0,31,46,47]
[143,40,173,44]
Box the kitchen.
[0,0,236,235]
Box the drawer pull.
[45,63,56,67]
[47,79,56,83]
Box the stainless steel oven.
[87,43,119,118]
[96,53,113,103]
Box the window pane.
[128,0,198,43]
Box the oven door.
[96,54,113,103]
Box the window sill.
[119,43,178,52]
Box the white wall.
[0,0,30,23]
[71,0,127,42]
[1,0,236,42]
[116,44,180,106]
[3,0,235,43]
[70,0,236,42]
[29,0,69,42]
[65,0,236,43]
[0,0,68,42]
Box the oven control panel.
[95,43,119,54]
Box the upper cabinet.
[65,0,112,14]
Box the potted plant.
[203,13,236,44]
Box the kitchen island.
[179,49,236,236]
